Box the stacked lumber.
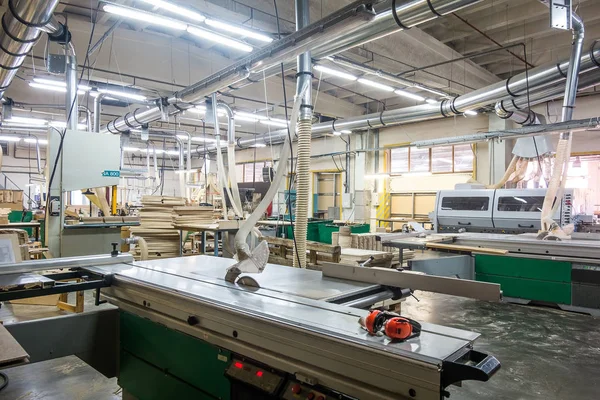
[347,232,414,266]
[130,196,185,260]
[340,248,394,268]
[260,236,341,269]
[172,206,215,227]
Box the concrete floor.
[1,291,600,399]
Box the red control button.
[307,393,315,400]
[291,384,302,395]
[316,396,325,400]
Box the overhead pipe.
[205,41,600,152]
[102,1,377,134]
[327,55,451,98]
[0,0,62,97]
[225,0,484,100]
[103,0,488,133]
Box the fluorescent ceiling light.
[205,19,272,43]
[260,118,288,128]
[332,131,341,136]
[98,88,147,102]
[234,111,268,121]
[394,89,425,101]
[186,26,253,52]
[314,65,357,81]
[33,77,92,92]
[425,99,438,104]
[23,138,48,145]
[190,137,227,145]
[29,82,86,95]
[340,129,352,134]
[137,0,205,22]
[123,147,140,152]
[464,110,478,116]
[188,106,226,116]
[357,78,394,92]
[0,135,22,142]
[4,116,48,125]
[174,169,198,174]
[48,121,87,130]
[165,150,180,156]
[251,143,266,148]
[103,4,187,30]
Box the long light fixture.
[137,0,205,22]
[394,89,425,101]
[103,4,187,30]
[205,19,272,43]
[314,65,357,81]
[464,110,478,116]
[49,121,88,130]
[33,77,92,91]
[97,88,147,102]
[4,116,48,125]
[186,26,253,52]
[251,143,266,148]
[0,135,22,142]
[23,138,48,145]
[357,78,394,92]
[425,99,438,104]
[29,82,87,95]
[260,118,288,128]
[234,111,268,122]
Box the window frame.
[388,144,474,176]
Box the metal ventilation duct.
[102,0,486,133]
[0,0,61,97]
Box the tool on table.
[359,256,375,267]
[359,310,421,341]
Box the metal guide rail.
[89,256,500,400]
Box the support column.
[477,115,514,185]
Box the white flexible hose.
[487,155,519,189]
[293,118,312,268]
[541,137,570,230]
[233,81,309,260]
[227,144,243,213]
[212,97,242,218]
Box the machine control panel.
[225,358,283,395]
[281,381,333,400]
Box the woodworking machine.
[1,254,501,400]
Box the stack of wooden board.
[333,232,414,266]
[130,196,185,260]
[340,248,395,268]
[172,206,215,227]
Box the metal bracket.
[549,0,572,30]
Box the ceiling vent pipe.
[101,0,486,134]
[0,0,63,98]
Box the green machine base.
[119,311,232,400]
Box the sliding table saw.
[1,254,500,400]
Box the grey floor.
[2,291,600,399]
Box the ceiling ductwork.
[101,0,486,134]
[0,0,63,97]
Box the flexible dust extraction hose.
[233,82,309,261]
[293,118,312,268]
[211,94,242,218]
[487,155,519,189]
[219,102,243,214]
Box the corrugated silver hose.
[293,118,312,268]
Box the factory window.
[431,146,453,173]
[390,147,409,173]
[390,145,474,174]
[453,144,474,172]
[441,196,489,211]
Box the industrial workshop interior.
[2,0,600,399]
